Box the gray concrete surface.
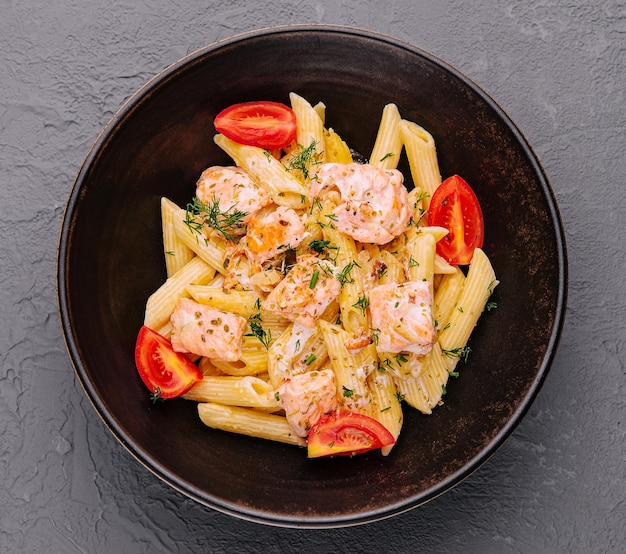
[1,1,624,552]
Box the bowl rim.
[57,23,568,528]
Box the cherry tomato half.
[307,411,396,458]
[214,101,297,150]
[427,174,485,265]
[134,326,203,399]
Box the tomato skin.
[427,174,484,265]
[214,101,297,150]
[134,326,203,399]
[307,411,396,458]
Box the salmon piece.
[277,368,339,437]
[309,163,411,244]
[263,254,340,327]
[244,206,306,263]
[369,281,435,356]
[196,166,272,229]
[170,298,246,361]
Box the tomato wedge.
[427,174,484,265]
[134,326,203,399]
[214,101,297,150]
[307,411,396,458]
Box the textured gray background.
[1,1,624,552]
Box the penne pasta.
[433,267,465,333]
[144,256,216,331]
[320,202,369,334]
[137,93,498,459]
[186,285,260,318]
[184,375,279,410]
[161,197,228,274]
[318,320,375,417]
[397,341,450,414]
[400,119,441,211]
[437,248,498,370]
[367,367,403,455]
[214,133,308,208]
[267,322,319,388]
[161,197,195,277]
[404,232,436,284]
[370,103,403,170]
[197,403,306,446]
[289,92,326,170]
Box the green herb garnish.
[245,312,272,350]
[286,139,321,180]
[185,195,248,242]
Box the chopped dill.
[352,293,370,316]
[185,195,248,242]
[286,139,322,180]
[245,312,272,350]
[336,260,360,287]
[442,346,472,363]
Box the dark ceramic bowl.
[58,25,566,527]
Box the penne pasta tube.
[183,375,279,410]
[318,320,375,417]
[144,256,216,330]
[207,334,269,377]
[370,103,403,170]
[313,101,326,123]
[437,248,498,370]
[161,197,195,277]
[290,331,329,375]
[214,133,308,208]
[267,322,319,388]
[197,403,306,446]
[433,267,465,333]
[400,119,441,211]
[396,341,450,414]
[211,348,268,376]
[367,367,403,455]
[289,92,326,168]
[323,128,353,164]
[161,197,228,274]
[186,285,260,318]
[405,232,436,284]
[320,207,369,334]
[377,249,405,285]
[434,254,458,275]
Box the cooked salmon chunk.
[369,280,435,356]
[309,163,411,244]
[263,254,340,327]
[170,297,246,361]
[244,206,306,263]
[277,368,339,437]
[196,166,272,229]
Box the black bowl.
[58,25,566,527]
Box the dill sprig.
[336,260,360,288]
[185,195,248,242]
[286,139,322,180]
[442,346,472,363]
[352,293,370,316]
[149,387,164,404]
[245,312,272,350]
[309,239,339,263]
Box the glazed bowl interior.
[58,25,566,527]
